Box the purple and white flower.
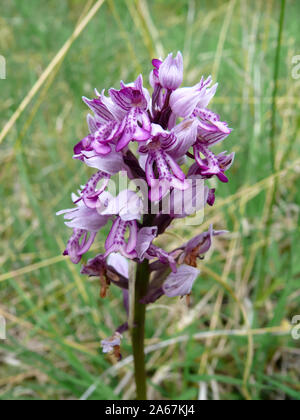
[139,124,189,201]
[109,75,152,151]
[74,171,110,209]
[194,108,231,146]
[58,51,234,358]
[178,224,227,267]
[190,147,235,183]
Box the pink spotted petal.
[145,154,156,186]
[105,218,121,250]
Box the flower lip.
[104,218,138,259]
[169,75,218,118]
[62,229,97,265]
[162,264,200,297]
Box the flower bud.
[159,52,183,90]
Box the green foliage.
[0,0,299,400]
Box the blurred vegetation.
[0,0,299,400]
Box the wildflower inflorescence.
[57,52,234,358]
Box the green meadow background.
[0,0,299,400]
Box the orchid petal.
[158,51,183,90]
[136,226,158,260]
[163,265,199,297]
[83,151,124,175]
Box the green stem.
[131,259,150,400]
